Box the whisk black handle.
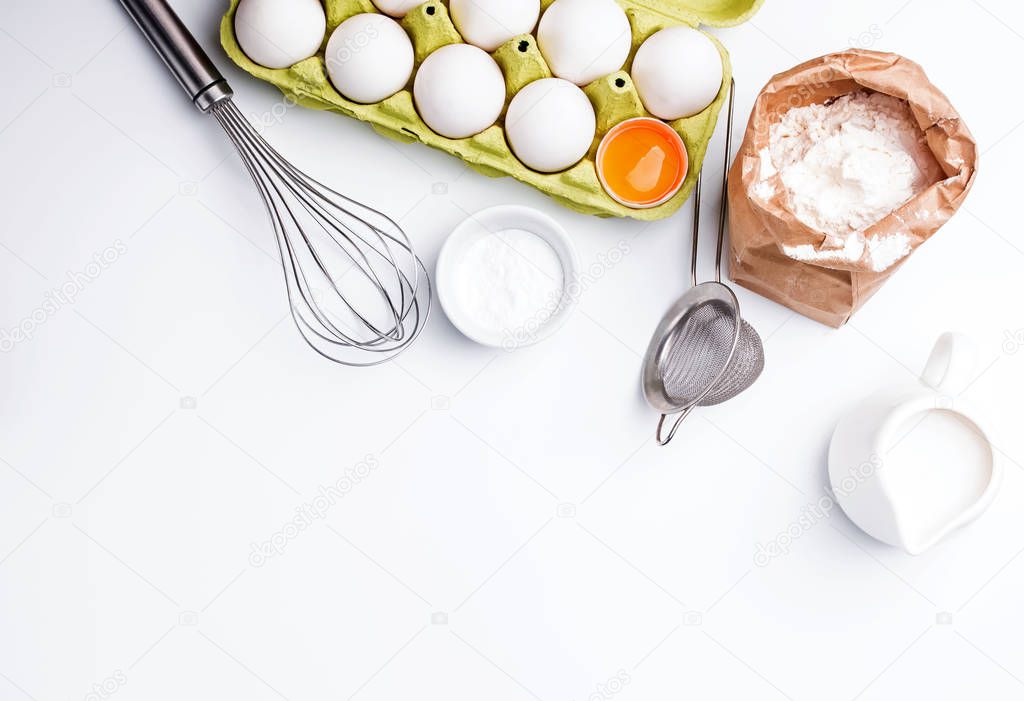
[118,0,233,112]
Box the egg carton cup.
[220,0,762,220]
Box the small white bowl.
[436,205,580,349]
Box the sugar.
[453,228,565,335]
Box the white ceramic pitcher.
[828,333,1001,555]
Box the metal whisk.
[641,80,765,445]
[119,0,430,366]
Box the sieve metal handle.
[715,78,737,283]
[118,0,233,111]
[690,172,701,287]
[656,408,695,446]
[689,78,735,287]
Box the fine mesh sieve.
[641,80,765,445]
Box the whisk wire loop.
[211,99,430,366]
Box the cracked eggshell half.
[631,26,723,120]
[325,14,414,104]
[449,0,541,52]
[506,78,596,173]
[537,0,631,86]
[235,0,326,69]
[414,44,506,139]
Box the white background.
[1,1,1023,699]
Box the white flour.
[755,91,942,271]
[455,228,565,334]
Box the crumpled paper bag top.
[735,49,977,274]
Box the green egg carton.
[220,0,763,220]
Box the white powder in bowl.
[453,228,565,335]
[755,91,943,271]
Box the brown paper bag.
[727,49,977,328]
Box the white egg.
[235,0,326,70]
[414,44,506,139]
[631,26,723,120]
[325,14,413,104]
[370,0,423,18]
[506,78,595,173]
[537,0,631,86]
[450,0,541,52]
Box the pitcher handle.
[920,332,979,397]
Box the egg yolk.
[598,120,688,207]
